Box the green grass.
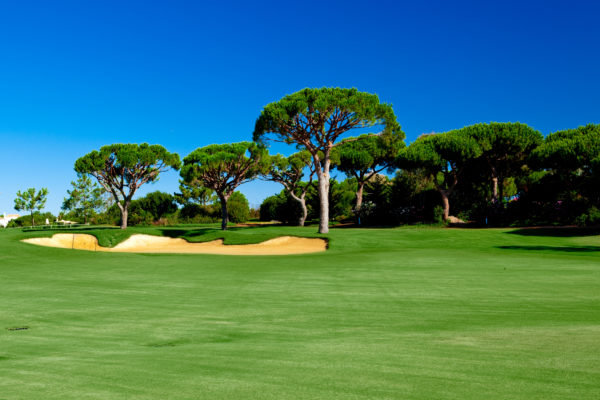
[1,225,599,399]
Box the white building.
[0,213,20,228]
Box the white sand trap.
[22,233,327,255]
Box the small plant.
[433,205,445,224]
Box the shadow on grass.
[506,227,600,237]
[159,228,213,238]
[157,226,286,242]
[497,245,600,253]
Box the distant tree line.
[260,120,600,228]
[11,88,600,230]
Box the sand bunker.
[22,234,327,255]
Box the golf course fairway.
[1,225,599,399]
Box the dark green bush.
[575,207,600,227]
[223,191,250,223]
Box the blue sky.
[1,0,599,214]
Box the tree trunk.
[316,169,330,234]
[488,160,499,205]
[491,176,499,204]
[219,195,229,230]
[31,211,34,227]
[298,199,307,227]
[440,190,450,221]
[289,191,308,227]
[120,207,128,229]
[355,182,365,225]
[498,175,505,208]
[118,201,130,229]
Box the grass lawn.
[1,225,599,399]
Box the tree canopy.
[530,124,600,211]
[137,191,178,221]
[398,131,481,221]
[175,179,215,206]
[333,132,405,221]
[181,142,267,230]
[461,122,543,204]
[253,87,402,233]
[74,143,180,229]
[530,123,600,173]
[263,151,315,226]
[61,174,105,224]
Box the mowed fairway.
[1,226,599,399]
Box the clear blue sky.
[1,0,599,214]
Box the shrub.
[575,207,600,227]
[259,192,303,224]
[7,212,56,227]
[224,191,250,223]
[137,191,178,220]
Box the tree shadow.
[497,245,600,253]
[506,227,600,237]
[157,225,278,239]
[158,228,213,238]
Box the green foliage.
[253,87,402,147]
[334,133,405,179]
[329,178,357,221]
[262,151,315,225]
[126,207,154,226]
[399,132,481,176]
[264,151,314,191]
[259,194,283,221]
[181,142,267,197]
[530,124,600,172]
[7,211,55,227]
[333,133,405,221]
[259,191,304,224]
[459,122,543,204]
[388,170,445,224]
[528,124,600,224]
[432,205,445,224]
[75,143,181,188]
[104,191,178,226]
[302,178,356,221]
[106,202,152,227]
[178,203,218,221]
[396,131,482,220]
[14,187,49,226]
[463,122,543,167]
[253,87,403,233]
[260,178,357,224]
[175,179,215,206]
[74,143,181,228]
[575,207,600,227]
[398,132,481,196]
[218,191,250,223]
[61,174,105,223]
[136,191,178,221]
[181,142,267,229]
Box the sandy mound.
[22,234,327,255]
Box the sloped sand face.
[22,234,327,255]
